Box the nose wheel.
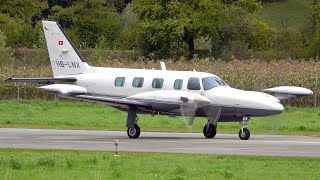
[239,116,250,140]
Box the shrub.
[10,156,22,170]
[37,156,56,168]
[0,29,6,50]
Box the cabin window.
[152,78,164,89]
[174,79,183,90]
[114,77,125,87]
[132,77,144,88]
[187,77,201,90]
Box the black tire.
[127,124,141,139]
[239,128,250,140]
[203,124,217,138]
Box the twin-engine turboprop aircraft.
[6,21,313,140]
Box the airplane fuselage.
[69,67,284,122]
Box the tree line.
[1,0,320,60]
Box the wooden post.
[16,70,20,101]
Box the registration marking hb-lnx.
[55,61,80,68]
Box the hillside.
[261,0,309,30]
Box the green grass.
[261,0,308,30]
[0,100,319,136]
[0,149,319,179]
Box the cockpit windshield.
[202,76,227,90]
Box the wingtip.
[4,77,12,82]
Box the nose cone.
[233,89,285,116]
[268,101,284,115]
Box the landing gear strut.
[126,106,141,139]
[239,116,250,140]
[203,123,217,138]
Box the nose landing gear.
[239,116,250,140]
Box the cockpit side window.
[202,76,225,90]
[187,77,201,90]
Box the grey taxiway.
[0,128,319,157]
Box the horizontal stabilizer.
[5,77,77,84]
[264,86,313,100]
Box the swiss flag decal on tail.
[58,41,63,45]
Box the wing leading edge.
[37,84,151,109]
[75,94,152,109]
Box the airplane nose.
[270,102,284,114]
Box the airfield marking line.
[168,147,320,154]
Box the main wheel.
[203,124,217,138]
[127,124,141,139]
[239,128,250,140]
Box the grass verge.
[0,100,319,136]
[0,149,319,179]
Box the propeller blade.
[179,94,211,127]
[180,104,196,127]
[203,106,222,125]
[187,110,196,126]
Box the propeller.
[203,106,222,126]
[179,95,211,127]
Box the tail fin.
[42,21,94,77]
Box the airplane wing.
[264,86,313,100]
[75,94,152,108]
[38,84,152,109]
[5,77,77,84]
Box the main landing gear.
[126,106,140,139]
[239,116,250,140]
[203,123,217,138]
[127,124,140,139]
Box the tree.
[50,0,122,48]
[0,0,47,23]
[133,0,224,59]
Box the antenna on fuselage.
[160,61,167,70]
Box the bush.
[37,156,56,168]
[0,29,6,50]
[10,156,22,170]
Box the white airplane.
[5,21,313,140]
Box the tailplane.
[42,21,94,77]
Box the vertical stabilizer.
[42,21,94,77]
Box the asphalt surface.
[0,128,320,157]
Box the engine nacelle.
[38,84,87,96]
[127,90,211,108]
